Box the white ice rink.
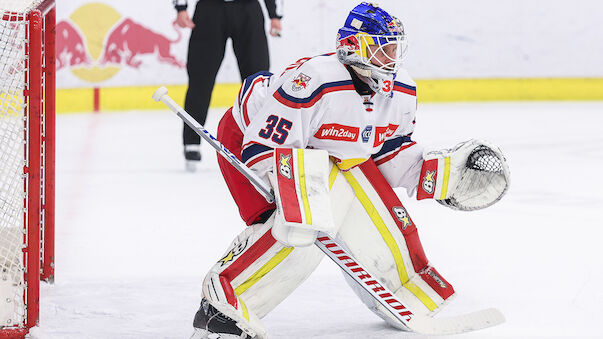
[34,102,603,338]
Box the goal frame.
[0,0,55,336]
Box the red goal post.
[0,0,55,336]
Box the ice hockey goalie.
[190,2,510,338]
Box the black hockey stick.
[152,86,504,335]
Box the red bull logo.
[291,73,311,92]
[100,18,184,68]
[337,34,360,51]
[58,3,185,83]
[56,20,92,70]
[387,19,403,34]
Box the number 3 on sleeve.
[258,115,292,144]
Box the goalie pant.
[198,159,455,338]
[217,105,275,226]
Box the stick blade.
[408,308,505,335]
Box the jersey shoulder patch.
[274,55,355,108]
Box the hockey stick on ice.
[152,87,505,335]
[315,236,505,335]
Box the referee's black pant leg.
[183,1,228,146]
[230,0,270,80]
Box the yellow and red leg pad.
[201,216,324,338]
[201,157,456,336]
[333,159,455,327]
[359,160,454,300]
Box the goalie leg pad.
[269,148,336,247]
[201,214,324,337]
[335,160,456,323]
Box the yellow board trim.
[234,247,294,296]
[342,171,438,311]
[55,78,603,114]
[418,78,603,102]
[439,157,451,200]
[297,149,312,225]
[56,87,96,114]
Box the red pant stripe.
[216,109,275,225]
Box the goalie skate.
[190,299,249,339]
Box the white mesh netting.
[0,0,43,13]
[0,5,28,328]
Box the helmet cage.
[356,32,407,74]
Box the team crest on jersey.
[219,239,249,266]
[278,154,293,179]
[361,126,372,143]
[422,170,436,194]
[392,206,412,230]
[291,73,311,92]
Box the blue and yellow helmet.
[336,2,407,75]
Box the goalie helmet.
[336,2,408,82]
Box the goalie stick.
[152,87,505,335]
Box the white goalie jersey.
[199,53,508,339]
[238,53,424,194]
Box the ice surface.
[34,102,603,338]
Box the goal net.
[0,0,55,336]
